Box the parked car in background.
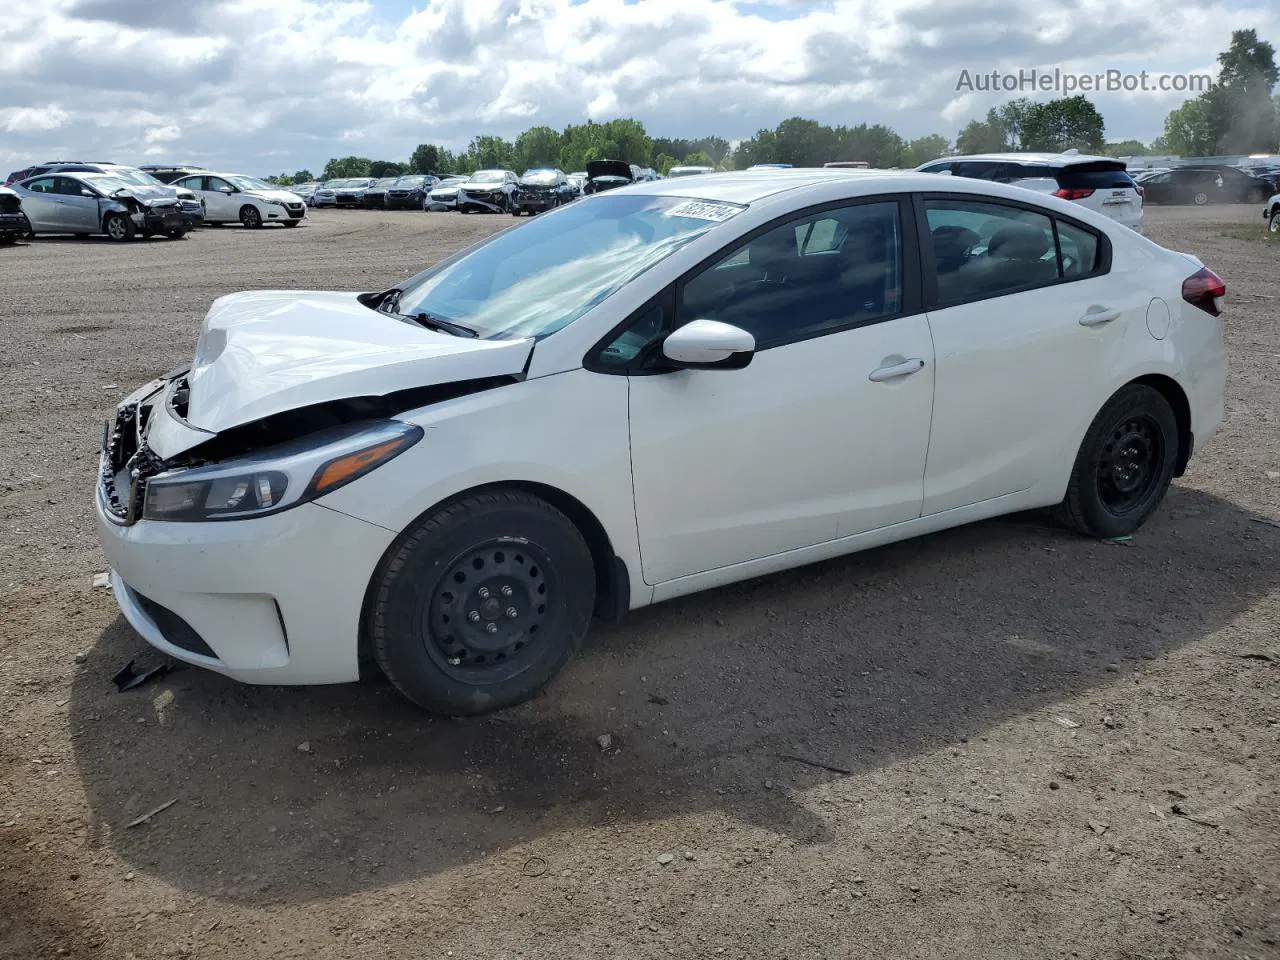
[384,175,438,209]
[312,181,342,207]
[666,165,713,177]
[424,176,468,211]
[0,185,30,244]
[34,162,206,225]
[334,178,376,207]
[457,169,519,213]
[567,171,588,193]
[290,183,319,205]
[917,152,1144,232]
[1138,166,1274,205]
[94,170,1226,716]
[6,160,114,185]
[139,164,209,184]
[583,159,635,194]
[362,177,399,208]
[513,168,576,215]
[15,171,196,240]
[747,163,793,170]
[171,173,306,228]
[1262,191,1280,232]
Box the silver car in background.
[14,171,196,240]
[424,176,467,210]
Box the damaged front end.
[0,187,28,243]
[107,190,194,235]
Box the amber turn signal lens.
[310,437,411,497]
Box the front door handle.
[868,358,926,382]
[1079,307,1121,326]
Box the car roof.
[619,168,917,203]
[930,152,1120,167]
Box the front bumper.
[425,195,458,210]
[334,194,362,206]
[515,192,558,211]
[385,192,424,209]
[0,212,26,236]
[261,202,306,222]
[97,498,396,684]
[137,206,196,233]
[459,191,505,212]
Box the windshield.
[522,170,557,183]
[82,175,133,195]
[106,167,163,187]
[395,194,745,340]
[469,171,505,183]
[229,175,274,192]
[395,176,425,186]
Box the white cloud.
[0,0,1276,174]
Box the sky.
[1,0,1276,176]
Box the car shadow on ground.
[69,485,1279,904]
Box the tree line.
[263,28,1277,185]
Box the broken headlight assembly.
[142,420,422,522]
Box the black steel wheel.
[367,490,596,715]
[1055,383,1179,538]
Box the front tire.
[239,205,263,229]
[1054,384,1178,538]
[165,228,188,239]
[103,213,134,242]
[368,490,596,715]
[1192,191,1209,206]
[1269,209,1279,233]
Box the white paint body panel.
[95,171,1227,686]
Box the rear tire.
[103,213,134,242]
[1192,191,1209,206]
[166,228,188,239]
[1269,209,1279,233]
[367,490,596,715]
[1054,384,1178,538]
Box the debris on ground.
[1102,535,1134,546]
[776,753,853,775]
[1250,515,1280,529]
[126,798,179,829]
[1052,716,1081,729]
[91,572,111,589]
[656,853,675,865]
[596,734,612,752]
[521,856,548,877]
[111,660,171,693]
[1088,820,1109,835]
[296,741,312,753]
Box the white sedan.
[95,170,1227,715]
[171,172,306,228]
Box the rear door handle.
[868,358,926,382]
[1079,307,1121,326]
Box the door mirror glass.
[81,188,96,197]
[661,319,755,369]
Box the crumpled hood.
[113,184,180,205]
[185,290,534,434]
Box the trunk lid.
[184,290,533,434]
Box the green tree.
[1205,28,1279,152]
[834,123,907,167]
[368,160,407,178]
[1100,140,1148,158]
[513,126,563,173]
[955,109,1010,154]
[682,150,713,167]
[292,169,314,183]
[462,135,515,171]
[1018,96,1105,152]
[409,144,444,175]
[1152,98,1216,155]
[996,98,1036,149]
[902,134,950,168]
[321,156,372,180]
[653,152,677,175]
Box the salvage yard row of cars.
[4,151,1279,245]
[92,164,1233,718]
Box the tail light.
[1182,266,1226,317]
[1134,184,1144,198]
[1053,187,1095,200]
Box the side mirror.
[220,186,235,194]
[81,188,96,197]
[661,319,755,369]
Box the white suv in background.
[171,172,307,228]
[917,152,1144,233]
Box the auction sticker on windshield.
[663,200,745,222]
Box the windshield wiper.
[408,311,479,338]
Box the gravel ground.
[1,204,1277,960]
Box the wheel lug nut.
[468,610,480,622]
[478,587,490,599]
[501,585,513,597]
[485,622,498,634]
[505,606,518,619]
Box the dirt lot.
[1,203,1278,960]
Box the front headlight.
[142,420,422,522]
